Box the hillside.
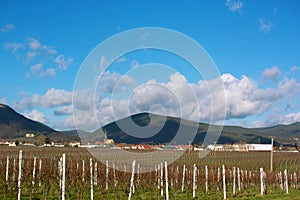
[0,104,77,141]
[253,122,300,144]
[94,113,275,145]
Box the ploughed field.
[0,146,300,199]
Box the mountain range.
[0,103,299,146]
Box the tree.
[36,134,47,146]
[45,137,51,145]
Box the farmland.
[0,146,300,199]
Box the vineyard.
[1,146,300,200]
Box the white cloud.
[251,119,270,128]
[25,38,58,57]
[30,63,43,74]
[40,68,56,77]
[280,112,300,125]
[64,108,98,131]
[12,69,300,130]
[75,71,300,130]
[4,42,23,53]
[124,72,298,123]
[290,66,299,73]
[130,60,139,69]
[12,87,119,130]
[54,54,74,71]
[26,52,37,62]
[221,74,299,122]
[51,88,107,130]
[0,24,15,32]
[116,56,126,63]
[262,66,281,82]
[0,97,7,105]
[4,37,72,77]
[30,64,54,77]
[27,38,41,49]
[129,81,180,115]
[99,56,111,70]
[71,72,136,130]
[226,0,243,12]
[54,105,73,116]
[253,112,300,127]
[278,77,300,96]
[221,74,276,118]
[41,88,72,107]
[13,88,72,111]
[96,71,136,94]
[26,109,48,124]
[46,48,58,56]
[98,56,126,71]
[258,19,273,33]
[29,63,58,77]
[72,90,104,130]
[29,55,72,77]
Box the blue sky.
[0,0,299,131]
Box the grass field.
[0,146,299,199]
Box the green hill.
[94,113,275,145]
[0,104,77,142]
[252,122,300,144]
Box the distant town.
[1,132,298,152]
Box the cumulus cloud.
[0,24,15,32]
[262,66,281,82]
[129,81,180,115]
[71,71,300,130]
[64,108,98,131]
[226,0,243,12]
[107,72,222,123]
[72,92,108,130]
[280,112,300,125]
[96,71,136,94]
[13,88,72,112]
[40,88,72,107]
[84,72,300,129]
[72,73,195,130]
[96,99,129,127]
[222,74,277,118]
[12,70,300,130]
[253,112,300,127]
[26,109,48,124]
[258,19,273,33]
[278,77,300,96]
[54,105,73,116]
[127,72,298,123]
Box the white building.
[208,143,272,152]
[247,144,272,151]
